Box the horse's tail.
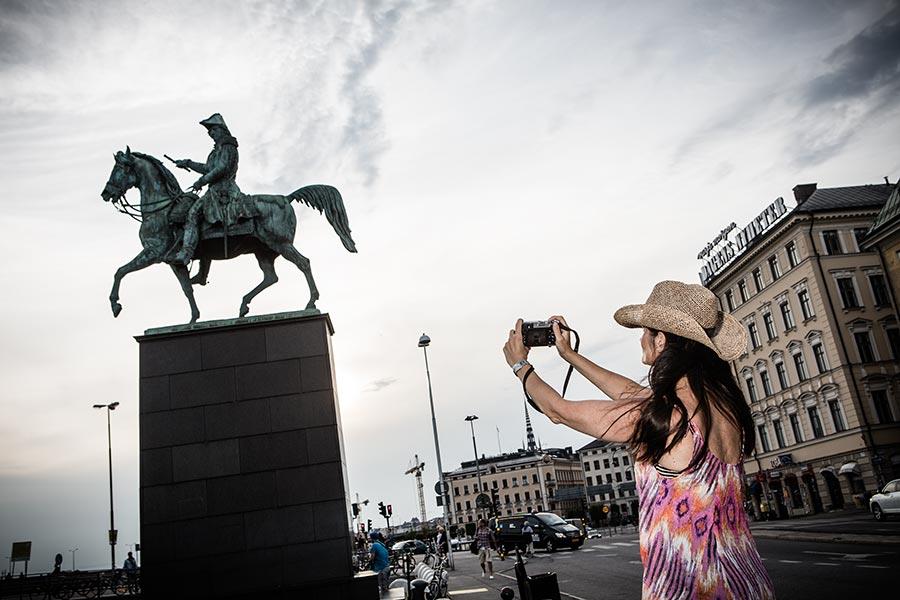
[288,185,357,252]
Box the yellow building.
[701,182,900,518]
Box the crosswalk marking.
[612,542,636,547]
[779,560,801,564]
[813,562,839,566]
[451,588,491,595]
[857,565,888,569]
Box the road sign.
[11,542,31,562]
[109,529,118,544]
[434,480,449,495]
[476,493,492,509]
[602,505,609,513]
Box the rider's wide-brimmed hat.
[613,280,747,361]
[199,113,229,130]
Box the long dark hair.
[629,329,755,471]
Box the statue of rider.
[172,113,242,265]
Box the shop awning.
[839,462,860,476]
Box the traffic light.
[378,501,386,517]
[386,504,393,517]
[491,489,501,515]
[352,502,360,517]
[367,519,372,531]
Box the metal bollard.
[409,578,429,600]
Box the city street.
[446,531,899,600]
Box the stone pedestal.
[136,312,376,599]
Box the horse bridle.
[107,162,185,223]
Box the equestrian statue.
[100,113,356,323]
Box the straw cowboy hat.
[614,280,746,361]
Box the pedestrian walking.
[368,531,391,593]
[521,520,534,557]
[503,281,775,599]
[435,525,449,557]
[474,519,495,579]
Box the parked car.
[565,518,587,535]
[450,537,473,551]
[491,512,583,553]
[870,479,900,521]
[585,527,603,539]
[391,540,428,555]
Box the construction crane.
[404,454,427,526]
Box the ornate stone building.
[444,403,585,525]
[703,182,900,519]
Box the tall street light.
[94,402,120,570]
[418,333,454,569]
[68,548,78,572]
[464,415,485,517]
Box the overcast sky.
[1,0,899,572]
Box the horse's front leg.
[190,257,211,286]
[109,249,161,317]
[170,263,201,323]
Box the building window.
[504,494,510,504]
[748,322,761,350]
[622,456,629,465]
[524,491,530,501]
[454,487,459,496]
[792,351,809,381]
[626,470,633,481]
[789,413,803,443]
[808,406,824,438]
[768,255,781,281]
[535,490,541,499]
[854,331,876,362]
[759,369,773,397]
[828,399,847,432]
[837,277,861,309]
[585,476,593,486]
[615,472,622,482]
[887,328,900,359]
[853,227,869,250]
[774,360,789,390]
[583,462,590,471]
[822,230,842,255]
[745,375,758,402]
[872,390,894,423]
[786,241,799,267]
[763,312,776,341]
[869,274,890,307]
[514,492,520,502]
[612,456,620,467]
[798,289,815,320]
[753,268,764,292]
[725,290,735,312]
[603,459,609,469]
[463,485,469,495]
[773,419,786,448]
[502,479,508,488]
[812,342,829,373]
[780,301,795,331]
[605,474,612,483]
[738,280,749,302]
[465,500,471,510]
[493,480,499,489]
[456,502,462,512]
[593,460,600,470]
[758,425,771,452]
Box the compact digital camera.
[522,321,556,347]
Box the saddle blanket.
[201,219,254,240]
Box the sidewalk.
[749,507,900,546]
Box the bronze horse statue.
[100,147,356,323]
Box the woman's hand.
[549,315,575,361]
[503,318,530,367]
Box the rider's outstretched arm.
[185,160,210,174]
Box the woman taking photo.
[503,281,775,599]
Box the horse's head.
[101,146,138,202]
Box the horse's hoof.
[306,301,317,310]
[239,304,249,318]
[190,276,207,286]
[111,302,122,318]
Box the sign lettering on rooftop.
[698,197,788,285]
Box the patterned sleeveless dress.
[635,422,775,599]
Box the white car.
[869,478,900,521]
[585,527,603,539]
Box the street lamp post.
[68,548,78,571]
[93,402,119,571]
[418,333,454,570]
[464,415,485,517]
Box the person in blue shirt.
[369,532,390,593]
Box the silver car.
[869,478,900,521]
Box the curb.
[751,530,900,546]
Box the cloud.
[365,376,398,392]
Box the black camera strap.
[523,324,579,414]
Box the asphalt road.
[446,532,898,599]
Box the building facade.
[578,439,639,518]
[703,182,900,519]
[863,182,900,325]
[445,446,585,525]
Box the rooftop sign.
[699,197,788,285]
